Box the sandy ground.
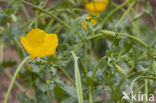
[0,46,20,103]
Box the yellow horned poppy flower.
[82,14,99,30]
[83,0,108,30]
[20,28,58,60]
[85,0,109,12]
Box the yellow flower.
[20,28,58,60]
[82,14,99,30]
[85,0,109,12]
[27,65,31,71]
[82,0,108,30]
[82,20,88,30]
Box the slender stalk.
[4,56,30,103]
[132,8,141,38]
[89,86,93,103]
[21,14,48,29]
[42,0,49,8]
[88,30,147,47]
[45,19,54,32]
[145,79,148,103]
[57,65,76,87]
[46,83,53,103]
[130,76,156,92]
[135,84,144,94]
[0,40,3,63]
[78,58,87,75]
[92,56,107,79]
[101,0,133,24]
[35,11,38,28]
[119,33,147,47]
[21,8,90,29]
[149,14,156,28]
[4,70,25,92]
[13,37,26,58]
[18,0,31,20]
[76,32,88,73]
[8,0,16,8]
[20,0,73,29]
[115,1,136,28]
[72,52,84,103]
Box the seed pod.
[46,80,50,84]
[115,64,127,78]
[152,61,156,74]
[11,14,17,22]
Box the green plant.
[0,0,156,103]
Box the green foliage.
[0,0,156,103]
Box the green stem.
[76,32,88,73]
[135,84,144,94]
[72,51,84,103]
[92,56,107,79]
[145,79,148,103]
[115,1,136,28]
[57,65,76,87]
[89,86,93,103]
[21,8,90,29]
[42,0,49,8]
[21,14,48,29]
[20,0,72,29]
[45,19,54,32]
[149,14,156,28]
[35,11,38,28]
[8,0,16,8]
[130,76,156,92]
[88,30,147,47]
[101,0,133,25]
[4,70,25,92]
[78,58,87,75]
[4,56,30,103]
[0,40,3,63]
[46,83,53,103]
[119,33,147,47]
[13,37,26,58]
[18,0,31,20]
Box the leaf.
[61,97,77,103]
[35,79,47,92]
[55,78,77,98]
[72,52,83,103]
[1,60,16,68]
[17,93,34,103]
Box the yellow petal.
[91,19,97,24]
[85,0,109,4]
[34,34,58,57]
[25,28,46,48]
[20,28,58,60]
[82,14,99,30]
[20,36,33,54]
[82,20,88,30]
[85,2,108,12]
